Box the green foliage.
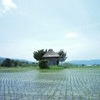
[58,49,67,62]
[1,58,12,67]
[14,60,19,67]
[33,49,47,61]
[39,60,49,69]
[33,49,67,67]
[1,58,32,67]
[32,62,39,67]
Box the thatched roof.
[43,49,59,58]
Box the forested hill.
[68,59,100,65]
[0,57,33,64]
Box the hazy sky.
[0,0,100,61]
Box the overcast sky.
[0,0,100,61]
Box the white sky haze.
[0,0,100,61]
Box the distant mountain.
[0,57,33,64]
[68,59,100,65]
[1,56,100,65]
[0,57,6,64]
[15,59,33,64]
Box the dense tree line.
[1,58,32,67]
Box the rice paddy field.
[0,67,100,100]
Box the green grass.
[0,66,36,72]
[0,65,64,73]
[0,65,100,72]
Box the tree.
[33,49,48,68]
[1,58,12,67]
[58,49,67,62]
[33,49,47,61]
[13,60,18,67]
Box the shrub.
[1,58,12,67]
[39,60,49,69]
